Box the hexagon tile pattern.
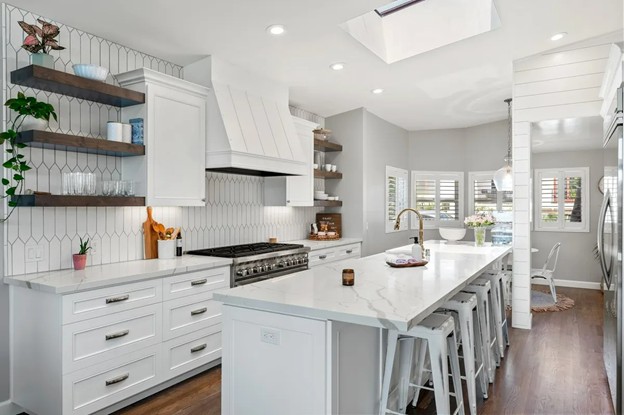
[2,5,322,276]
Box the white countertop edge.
[4,256,233,295]
[286,237,363,251]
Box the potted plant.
[464,213,496,247]
[0,92,57,220]
[18,19,65,69]
[73,237,91,270]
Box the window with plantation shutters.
[468,171,514,215]
[534,167,589,232]
[411,171,464,229]
[386,166,409,233]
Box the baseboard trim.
[532,278,601,290]
[0,400,23,415]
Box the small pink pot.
[73,254,87,270]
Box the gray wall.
[531,150,603,284]
[325,108,365,243]
[362,111,410,257]
[407,120,508,241]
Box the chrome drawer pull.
[190,343,207,353]
[346,250,353,254]
[105,294,130,304]
[191,307,207,316]
[105,373,129,386]
[191,278,208,286]
[105,329,130,341]
[319,255,327,260]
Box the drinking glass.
[72,172,84,196]
[62,172,72,195]
[86,173,96,195]
[123,181,135,196]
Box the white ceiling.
[531,116,604,153]
[8,0,623,130]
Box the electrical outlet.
[25,245,45,263]
[260,328,280,346]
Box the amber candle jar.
[342,269,355,286]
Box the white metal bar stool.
[437,292,488,415]
[482,269,510,349]
[462,278,498,383]
[380,313,465,415]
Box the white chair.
[531,242,561,303]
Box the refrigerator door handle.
[597,189,611,288]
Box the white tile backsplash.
[2,5,321,276]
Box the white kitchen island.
[214,241,512,415]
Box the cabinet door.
[147,83,206,206]
[285,118,314,206]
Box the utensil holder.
[157,240,175,259]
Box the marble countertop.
[4,255,233,294]
[286,237,362,251]
[215,241,511,331]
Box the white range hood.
[184,56,306,176]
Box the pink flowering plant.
[464,213,496,228]
[18,19,65,54]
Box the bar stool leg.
[380,330,399,415]
[475,299,494,383]
[411,338,428,408]
[472,307,488,398]
[490,281,505,359]
[397,338,415,413]
[447,331,465,415]
[457,308,477,415]
[428,334,451,415]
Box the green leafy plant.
[0,92,57,219]
[77,237,91,255]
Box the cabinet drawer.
[309,248,336,268]
[62,304,162,374]
[163,292,221,340]
[64,345,160,415]
[335,243,361,260]
[163,267,229,301]
[162,325,222,380]
[62,279,162,324]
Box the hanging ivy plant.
[0,92,57,220]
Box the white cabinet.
[11,265,229,415]
[118,68,208,207]
[308,242,361,268]
[264,116,316,206]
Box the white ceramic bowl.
[316,195,329,200]
[72,64,108,82]
[439,227,466,242]
[18,115,48,132]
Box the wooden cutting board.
[143,206,159,259]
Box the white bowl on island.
[439,227,466,242]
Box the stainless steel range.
[187,243,310,287]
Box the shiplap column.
[510,34,616,329]
[511,121,532,329]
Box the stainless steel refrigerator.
[599,85,623,413]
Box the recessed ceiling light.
[266,24,286,35]
[330,62,345,71]
[550,32,567,41]
[371,88,384,94]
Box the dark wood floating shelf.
[11,65,145,107]
[314,170,343,179]
[17,130,145,157]
[314,200,343,207]
[314,139,342,152]
[12,195,145,207]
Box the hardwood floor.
[115,287,613,415]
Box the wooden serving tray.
[386,260,429,268]
[309,233,341,241]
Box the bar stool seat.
[380,313,465,415]
[437,292,488,415]
[462,278,499,383]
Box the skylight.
[342,0,501,64]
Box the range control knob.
[294,258,301,265]
[278,261,285,268]
[262,264,269,272]
[236,269,247,277]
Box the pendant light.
[493,98,513,191]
